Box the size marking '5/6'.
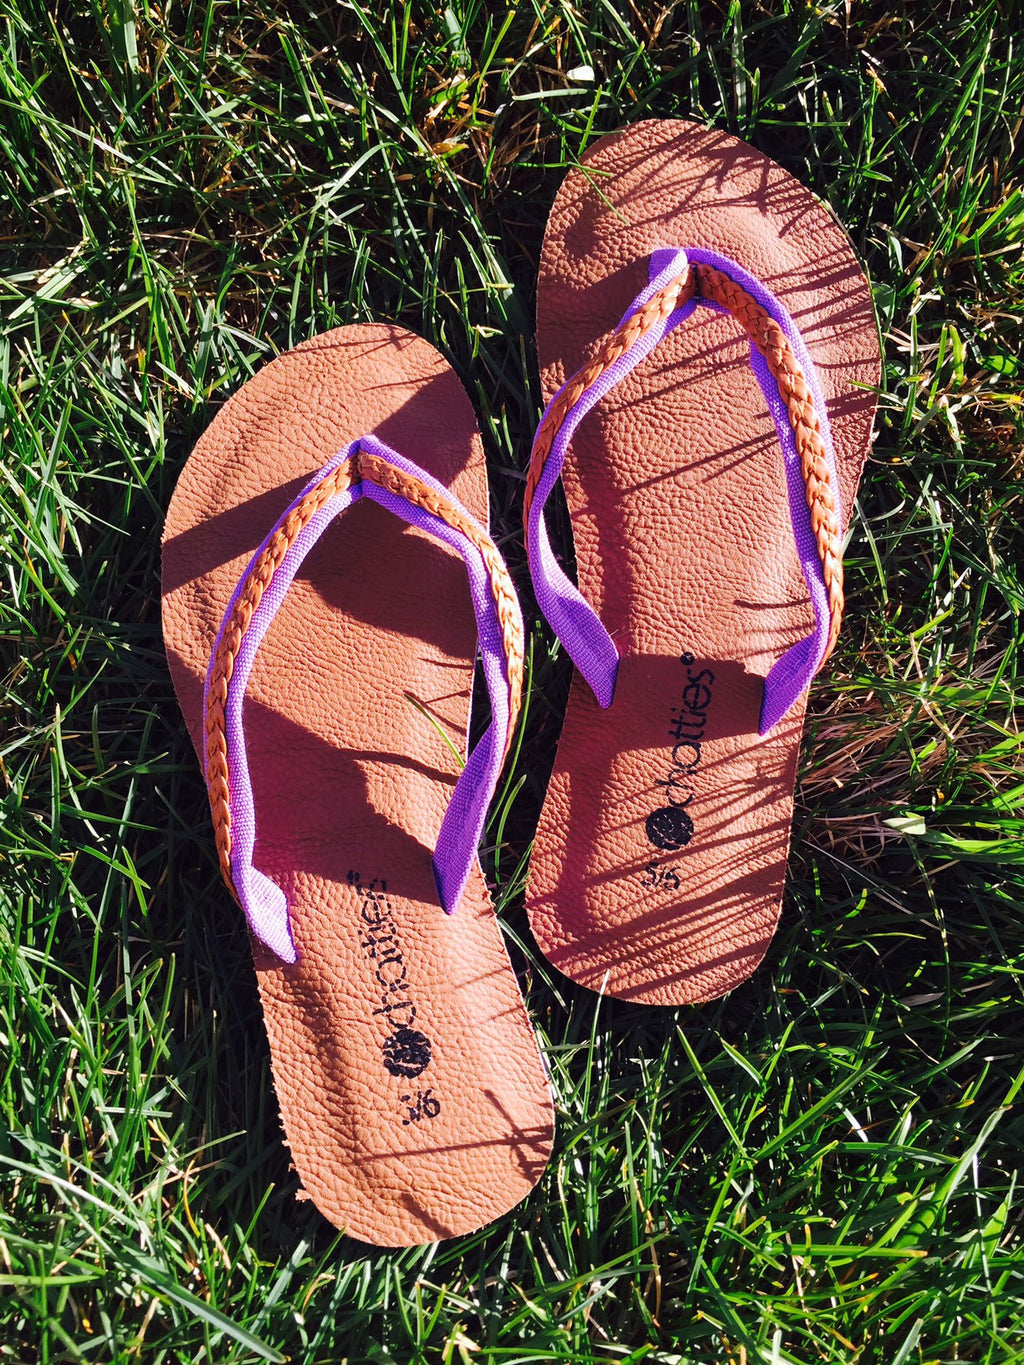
[640,862,681,891]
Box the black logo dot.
[382,1027,432,1079]
[646,806,694,851]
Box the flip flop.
[524,119,881,1005]
[162,324,554,1245]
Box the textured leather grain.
[162,324,554,1245]
[528,120,881,1004]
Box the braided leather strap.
[694,262,843,660]
[204,456,357,894]
[523,268,697,528]
[204,443,523,907]
[525,257,845,664]
[356,450,524,749]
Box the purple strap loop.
[205,436,519,964]
[526,246,842,735]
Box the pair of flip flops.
[161,121,880,1246]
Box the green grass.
[2,0,1023,1360]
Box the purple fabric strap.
[526,246,843,734]
[204,435,518,964]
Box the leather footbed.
[162,325,553,1245]
[527,120,881,1004]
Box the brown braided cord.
[523,268,697,527]
[204,455,357,897]
[204,445,524,900]
[355,449,525,750]
[524,258,845,666]
[693,262,844,661]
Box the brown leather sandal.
[523,120,881,1005]
[162,324,553,1245]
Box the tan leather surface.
[527,120,881,1004]
[162,324,553,1245]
